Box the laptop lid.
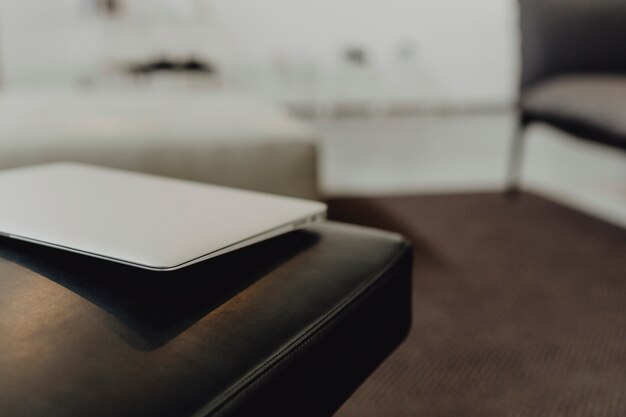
[0,163,326,271]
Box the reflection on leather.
[0,230,318,350]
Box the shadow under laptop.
[0,230,318,350]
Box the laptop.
[0,163,326,271]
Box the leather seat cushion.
[522,75,626,149]
[0,222,412,417]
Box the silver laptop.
[0,163,326,271]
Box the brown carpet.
[328,192,626,417]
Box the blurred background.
[1,0,624,228]
[0,0,515,104]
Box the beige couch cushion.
[0,91,318,199]
[522,75,626,149]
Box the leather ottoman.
[0,222,411,417]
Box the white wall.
[0,0,518,106]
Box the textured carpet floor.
[328,192,626,417]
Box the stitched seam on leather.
[192,241,411,417]
[209,245,409,416]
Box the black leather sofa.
[0,222,412,417]
[507,0,626,191]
